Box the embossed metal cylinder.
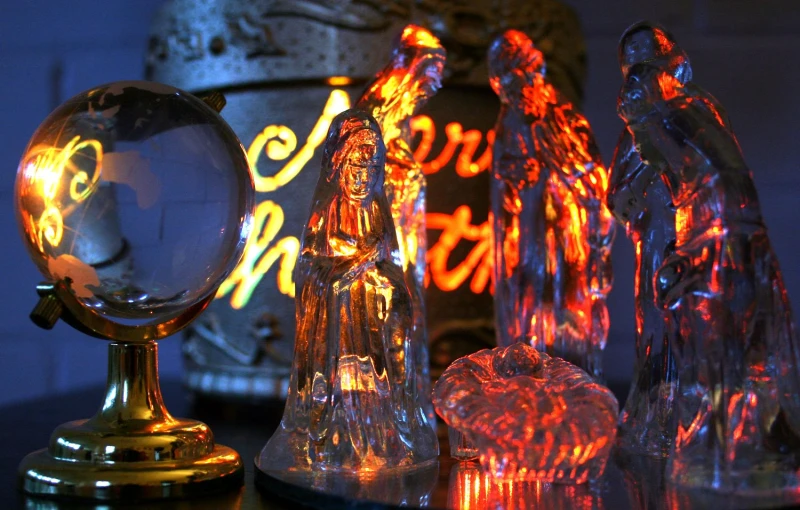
[147,0,586,400]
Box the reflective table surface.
[3,380,799,509]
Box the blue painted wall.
[0,1,798,406]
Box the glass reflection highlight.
[447,462,605,510]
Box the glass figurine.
[356,24,446,423]
[433,342,618,483]
[611,22,737,458]
[617,22,800,493]
[257,109,438,473]
[488,29,614,379]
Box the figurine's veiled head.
[358,24,446,121]
[617,64,684,170]
[488,30,546,106]
[394,25,446,103]
[618,21,692,83]
[322,109,387,203]
[618,63,684,120]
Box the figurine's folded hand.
[655,252,712,309]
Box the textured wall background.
[0,1,798,406]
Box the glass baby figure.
[488,29,614,379]
[258,109,438,472]
[356,25,446,422]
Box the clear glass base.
[669,458,800,496]
[448,426,478,460]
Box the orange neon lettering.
[411,117,494,178]
[426,205,492,294]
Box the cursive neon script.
[217,90,494,309]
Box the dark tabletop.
[3,380,799,510]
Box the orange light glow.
[21,135,104,251]
[657,72,682,101]
[652,27,676,56]
[326,76,353,87]
[401,24,441,50]
[427,206,492,293]
[410,115,494,177]
[634,240,643,336]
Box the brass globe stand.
[18,281,244,500]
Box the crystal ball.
[14,81,254,325]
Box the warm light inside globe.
[14,81,254,325]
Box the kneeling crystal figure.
[433,343,618,484]
[257,109,438,473]
[617,21,800,493]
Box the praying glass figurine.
[356,25,446,423]
[433,342,618,484]
[617,23,800,493]
[488,29,614,379]
[258,109,438,472]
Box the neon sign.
[216,89,494,309]
[412,115,494,294]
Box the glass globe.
[15,81,254,325]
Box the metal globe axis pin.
[18,282,245,501]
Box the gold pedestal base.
[19,443,242,500]
[18,341,244,501]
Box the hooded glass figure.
[611,22,737,459]
[356,25,446,424]
[488,29,614,379]
[618,26,800,493]
[258,109,438,472]
[611,22,697,458]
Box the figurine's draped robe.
[610,134,678,455]
[612,84,730,455]
[492,83,613,378]
[623,66,800,477]
[357,94,431,421]
[356,31,444,423]
[357,93,428,288]
[278,125,436,470]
